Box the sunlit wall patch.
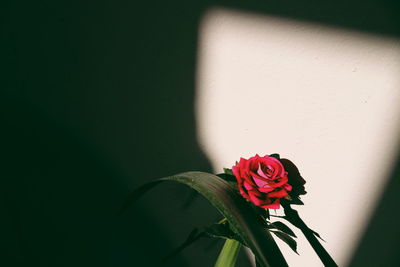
[195,7,400,267]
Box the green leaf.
[216,173,239,191]
[217,172,236,182]
[247,203,270,225]
[265,209,270,220]
[271,221,297,238]
[223,168,234,176]
[214,239,241,267]
[269,153,280,159]
[121,171,288,267]
[204,221,241,242]
[271,230,298,254]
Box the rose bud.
[232,154,292,209]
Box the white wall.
[195,7,400,267]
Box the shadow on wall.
[348,149,400,267]
[1,1,254,267]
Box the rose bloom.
[232,154,292,209]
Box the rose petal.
[268,189,289,198]
[261,156,286,178]
[249,193,264,206]
[249,189,262,197]
[249,171,271,182]
[257,163,269,178]
[232,165,240,178]
[243,181,254,190]
[253,176,269,188]
[258,186,275,193]
[271,176,289,188]
[261,199,281,209]
[284,184,292,191]
[239,189,249,198]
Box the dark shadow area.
[216,0,400,37]
[2,1,253,266]
[348,151,400,267]
[2,0,400,266]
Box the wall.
[196,7,400,266]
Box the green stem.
[214,239,241,267]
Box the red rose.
[232,154,292,209]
